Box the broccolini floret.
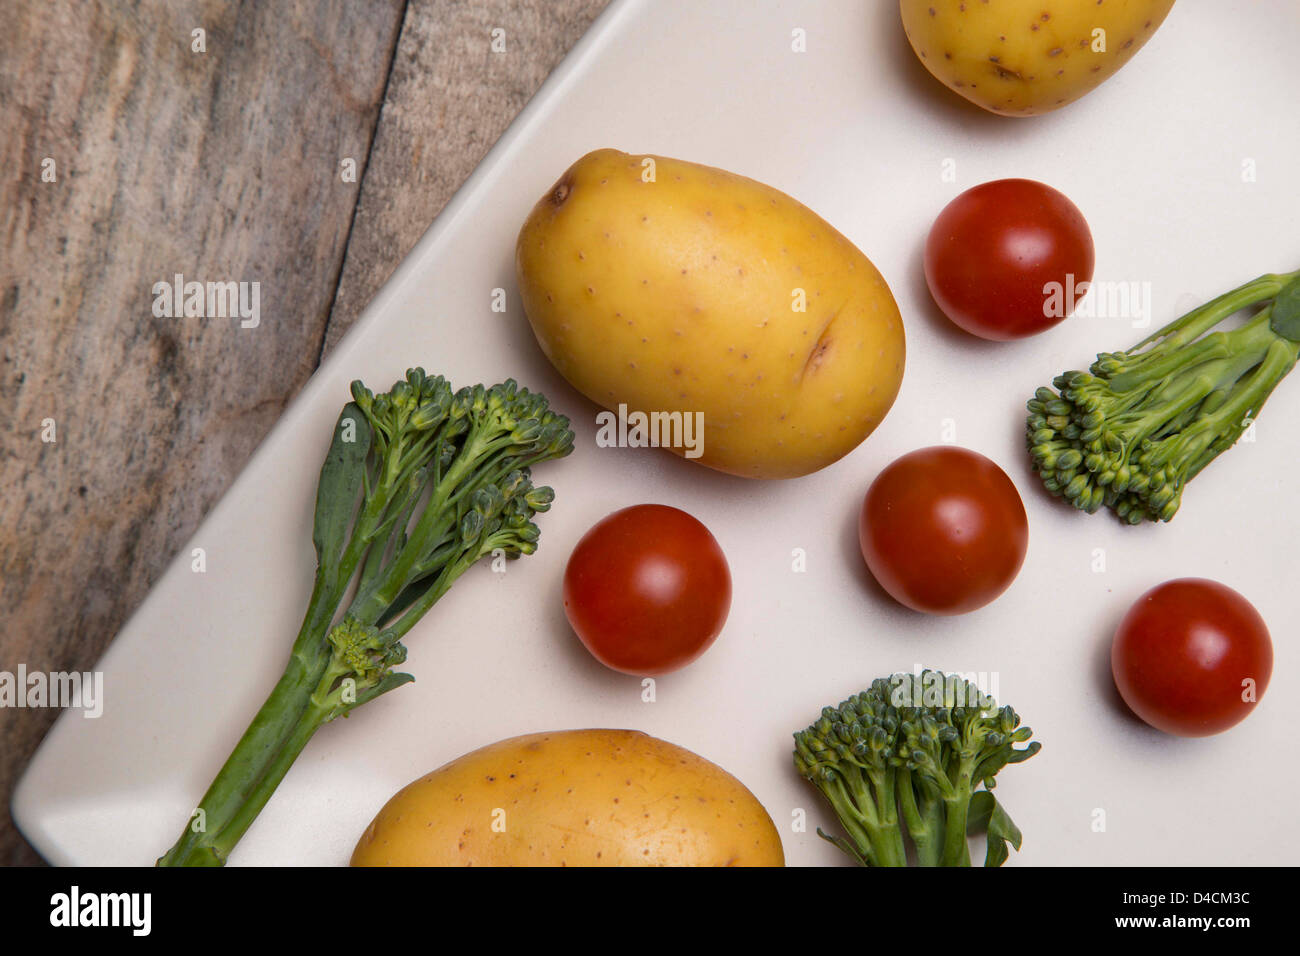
[1027,269,1300,523]
[158,369,573,866]
[794,671,1040,867]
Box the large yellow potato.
[516,149,904,479]
[350,729,785,866]
[900,0,1176,116]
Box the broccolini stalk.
[1027,269,1300,523]
[158,369,573,866]
[793,672,1040,867]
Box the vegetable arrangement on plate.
[159,2,1289,867]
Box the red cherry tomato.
[563,504,731,675]
[858,446,1028,615]
[1111,579,1272,737]
[924,178,1094,341]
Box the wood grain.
[322,0,609,354]
[1,0,609,867]
[0,0,405,864]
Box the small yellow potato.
[516,149,905,479]
[900,0,1176,116]
[350,729,785,866]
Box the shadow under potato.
[872,0,1010,131]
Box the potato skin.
[900,0,1175,116]
[515,149,904,479]
[350,729,785,866]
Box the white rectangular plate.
[15,0,1300,866]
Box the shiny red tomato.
[1111,579,1272,737]
[563,504,731,675]
[858,446,1028,615]
[924,178,1094,340]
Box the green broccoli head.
[794,671,1040,867]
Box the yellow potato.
[350,729,785,866]
[900,0,1176,116]
[515,149,904,479]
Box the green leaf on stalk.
[1269,275,1300,342]
[968,791,1024,868]
[313,403,371,577]
[815,828,873,867]
[345,670,415,716]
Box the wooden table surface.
[0,0,607,866]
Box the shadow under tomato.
[839,481,975,629]
[907,240,1013,351]
[1091,593,1147,727]
[547,573,622,685]
[840,485,896,607]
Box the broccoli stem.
[828,766,908,866]
[869,764,908,867]
[384,548,481,641]
[1128,271,1294,354]
[157,541,495,866]
[819,774,880,866]
[896,768,942,866]
[1184,336,1298,474]
[939,772,974,867]
[156,588,338,866]
[156,685,313,864]
[180,694,329,866]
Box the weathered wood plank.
[322,0,610,354]
[0,0,405,864]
